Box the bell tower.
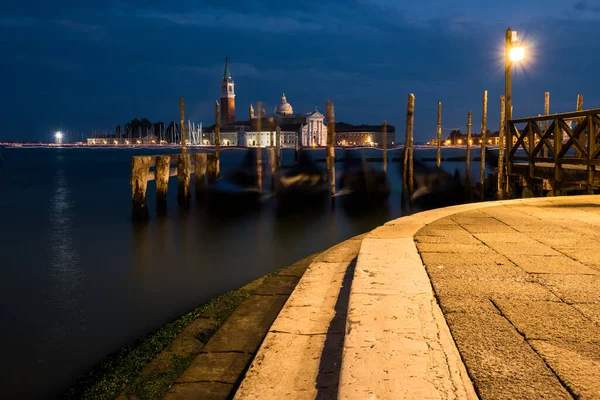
[220,57,235,126]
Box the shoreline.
[60,252,320,400]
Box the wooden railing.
[508,108,600,191]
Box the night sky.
[2,0,600,142]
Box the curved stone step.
[233,234,366,400]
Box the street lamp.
[55,131,63,145]
[505,28,525,178]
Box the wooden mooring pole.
[207,154,218,183]
[408,94,415,195]
[256,102,263,193]
[466,111,472,201]
[131,156,151,220]
[180,98,186,154]
[480,90,488,202]
[275,123,281,169]
[543,92,550,158]
[437,101,442,168]
[382,120,388,173]
[177,154,191,207]
[214,101,221,178]
[194,153,207,194]
[326,100,336,196]
[498,95,505,200]
[294,131,299,162]
[156,155,171,213]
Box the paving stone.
[254,275,300,295]
[176,352,252,384]
[572,303,600,326]
[417,223,466,234]
[535,274,600,303]
[165,382,233,400]
[420,252,514,268]
[493,300,600,343]
[414,228,472,239]
[474,377,572,400]
[503,254,599,275]
[485,241,562,256]
[460,223,519,234]
[416,243,495,254]
[431,278,558,302]
[414,234,481,244]
[445,311,557,383]
[202,294,288,354]
[472,232,531,244]
[425,262,529,281]
[530,340,600,399]
[553,247,600,269]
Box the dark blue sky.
[2,0,600,142]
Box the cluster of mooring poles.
[131,89,598,219]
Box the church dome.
[275,93,293,116]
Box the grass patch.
[61,271,280,400]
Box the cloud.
[574,0,600,12]
[178,62,261,78]
[57,19,103,34]
[124,8,323,33]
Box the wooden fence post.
[382,120,388,173]
[480,90,488,201]
[437,101,442,168]
[466,111,472,201]
[156,155,171,214]
[178,154,191,207]
[326,100,336,196]
[131,156,151,220]
[194,153,207,194]
[498,95,505,200]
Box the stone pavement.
[415,195,600,399]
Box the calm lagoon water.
[0,145,489,398]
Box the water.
[0,146,490,398]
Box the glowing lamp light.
[510,46,524,62]
[457,139,463,145]
[55,131,63,140]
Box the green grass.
[61,271,279,400]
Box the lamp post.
[504,28,524,182]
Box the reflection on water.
[45,153,86,348]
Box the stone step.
[233,235,364,400]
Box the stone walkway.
[415,196,600,399]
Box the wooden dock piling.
[256,105,263,193]
[155,155,171,213]
[326,100,336,196]
[466,111,472,201]
[382,120,388,173]
[275,124,281,169]
[294,131,299,162]
[214,101,221,178]
[194,153,207,193]
[207,154,218,183]
[543,92,550,158]
[177,154,191,207]
[131,156,152,220]
[268,147,276,192]
[480,90,488,202]
[406,94,415,196]
[180,98,186,154]
[498,95,505,200]
[437,101,442,168]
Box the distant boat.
[204,150,263,209]
[277,151,328,204]
[338,152,389,204]
[410,159,465,210]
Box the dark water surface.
[0,146,488,398]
